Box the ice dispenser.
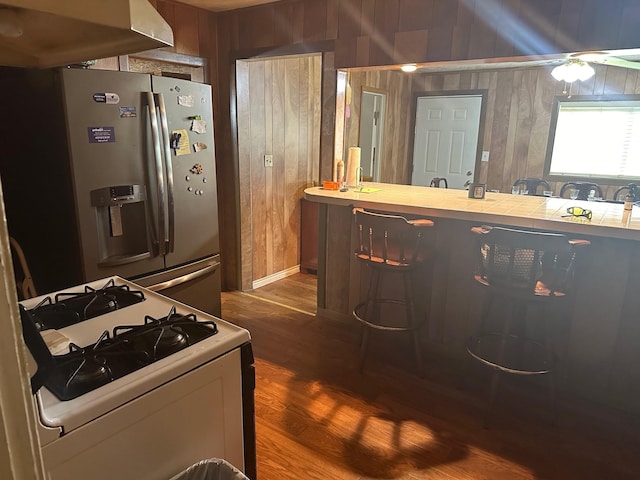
[90,185,152,266]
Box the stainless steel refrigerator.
[0,67,221,316]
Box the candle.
[346,147,361,187]
[336,160,344,183]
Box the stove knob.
[186,175,191,181]
[202,177,207,183]
[187,186,193,192]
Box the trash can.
[169,459,249,480]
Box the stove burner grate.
[113,306,218,361]
[40,306,218,401]
[28,279,145,331]
[47,331,150,400]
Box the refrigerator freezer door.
[151,76,219,268]
[60,68,165,281]
[131,255,222,316]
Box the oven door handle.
[144,262,219,292]
[156,92,175,254]
[147,91,166,256]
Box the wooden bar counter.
[305,182,640,414]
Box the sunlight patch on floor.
[240,291,316,316]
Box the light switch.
[481,151,490,162]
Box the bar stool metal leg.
[358,267,381,373]
[403,270,424,377]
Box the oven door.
[40,348,245,480]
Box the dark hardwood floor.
[221,273,640,480]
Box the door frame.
[406,89,488,186]
[358,87,386,182]
[235,53,323,291]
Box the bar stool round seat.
[467,225,589,419]
[352,208,435,375]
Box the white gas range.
[19,276,256,480]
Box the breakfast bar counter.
[304,182,640,240]
[305,183,640,414]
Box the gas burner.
[72,358,110,387]
[49,331,150,400]
[113,306,218,361]
[27,279,145,331]
[26,305,219,401]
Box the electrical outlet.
[481,151,490,162]
[264,154,273,167]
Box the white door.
[359,91,385,181]
[411,95,482,189]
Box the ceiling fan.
[551,51,640,83]
[572,51,640,70]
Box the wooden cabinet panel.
[300,199,319,272]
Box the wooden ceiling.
[176,0,281,12]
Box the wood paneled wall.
[214,0,640,69]
[236,54,322,289]
[152,0,215,59]
[155,0,640,289]
[333,0,640,68]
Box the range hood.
[0,0,173,68]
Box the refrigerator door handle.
[144,261,219,292]
[156,92,175,254]
[147,91,167,256]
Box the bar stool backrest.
[354,208,433,268]
[613,183,638,202]
[560,181,603,200]
[9,236,37,300]
[513,178,550,196]
[472,226,584,296]
[430,177,448,188]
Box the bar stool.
[430,177,448,188]
[613,183,638,202]
[466,225,589,422]
[512,178,550,196]
[9,236,37,300]
[352,208,435,375]
[560,181,602,200]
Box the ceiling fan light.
[564,63,582,83]
[551,64,567,81]
[577,62,595,81]
[401,63,417,73]
[551,60,594,83]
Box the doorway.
[359,89,386,182]
[411,94,483,189]
[235,54,322,291]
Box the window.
[544,95,640,183]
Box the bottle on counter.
[336,160,344,184]
[624,192,634,211]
